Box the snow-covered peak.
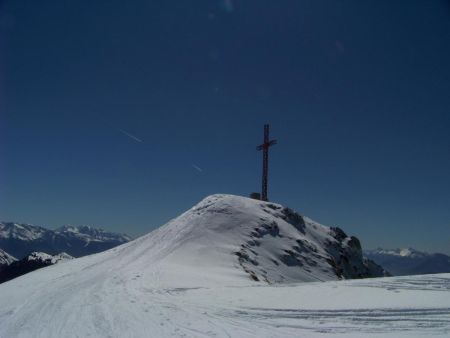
[0,249,17,266]
[26,252,53,262]
[26,252,74,264]
[118,194,384,285]
[399,248,419,257]
[57,225,80,233]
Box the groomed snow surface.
[0,195,449,337]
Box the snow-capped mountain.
[26,251,74,264]
[154,194,387,283]
[0,194,448,337]
[0,249,17,269]
[364,248,450,276]
[0,222,132,259]
[0,251,73,284]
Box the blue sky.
[1,0,449,254]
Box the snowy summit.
[131,194,386,285]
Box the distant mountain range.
[0,222,132,259]
[364,248,450,276]
[0,222,132,284]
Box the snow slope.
[0,266,449,337]
[0,194,448,337]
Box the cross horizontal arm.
[256,139,277,151]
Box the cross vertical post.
[257,124,277,201]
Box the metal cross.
[257,124,277,201]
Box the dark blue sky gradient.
[1,1,449,253]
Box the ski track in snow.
[1,272,450,337]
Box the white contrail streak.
[192,164,203,172]
[118,129,143,143]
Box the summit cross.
[256,124,277,202]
